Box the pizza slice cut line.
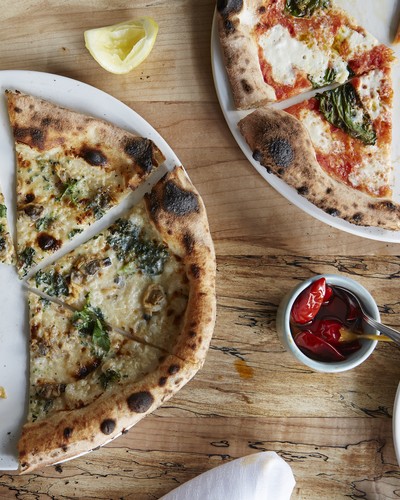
[217,0,395,109]
[237,74,400,231]
[283,66,393,199]
[6,91,166,278]
[20,291,203,474]
[27,166,217,367]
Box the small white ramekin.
[276,274,380,373]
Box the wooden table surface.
[1,1,400,498]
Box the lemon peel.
[84,17,159,74]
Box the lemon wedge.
[84,17,159,74]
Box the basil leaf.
[99,369,121,389]
[285,0,330,17]
[72,300,110,354]
[309,67,337,89]
[92,319,110,353]
[35,269,69,297]
[0,204,7,218]
[315,82,377,145]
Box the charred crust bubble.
[13,127,45,150]
[127,391,154,413]
[252,149,263,163]
[100,419,116,435]
[24,204,44,219]
[158,377,167,387]
[14,106,22,113]
[76,359,101,379]
[182,232,195,254]
[24,193,35,203]
[168,364,180,375]
[325,208,340,217]
[163,181,199,216]
[80,146,107,166]
[191,263,201,278]
[352,212,363,223]
[223,19,235,34]
[241,79,253,94]
[63,427,73,439]
[217,0,243,16]
[124,138,154,173]
[378,201,396,211]
[268,138,294,168]
[37,233,61,252]
[297,186,309,196]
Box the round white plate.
[211,0,400,242]
[0,70,180,470]
[393,383,400,465]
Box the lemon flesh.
[84,17,159,74]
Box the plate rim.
[0,69,181,470]
[210,8,400,243]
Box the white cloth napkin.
[160,451,295,500]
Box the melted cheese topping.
[29,201,189,353]
[354,69,385,121]
[16,144,133,275]
[258,25,349,87]
[336,26,378,58]
[299,109,344,155]
[348,145,392,195]
[28,293,164,422]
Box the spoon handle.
[362,315,400,346]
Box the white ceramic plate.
[0,70,180,470]
[393,383,400,465]
[211,0,400,242]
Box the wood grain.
[1,0,400,498]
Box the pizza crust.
[239,107,400,230]
[217,0,276,109]
[19,352,200,474]
[6,91,165,183]
[145,166,217,365]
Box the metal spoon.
[339,326,392,343]
[332,285,400,347]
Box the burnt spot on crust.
[124,138,155,173]
[223,19,235,34]
[188,330,197,338]
[326,188,332,194]
[217,0,243,17]
[373,200,397,211]
[14,126,45,150]
[258,5,266,13]
[183,232,195,254]
[61,444,68,452]
[325,208,340,217]
[63,427,73,439]
[158,376,167,387]
[191,264,201,278]
[352,212,363,223]
[14,106,22,113]
[297,186,309,196]
[37,233,61,252]
[168,364,180,375]
[163,181,199,216]
[241,79,253,94]
[24,193,35,203]
[76,359,101,379]
[100,419,116,435]
[127,391,154,413]
[268,138,294,168]
[79,146,107,166]
[252,149,263,163]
